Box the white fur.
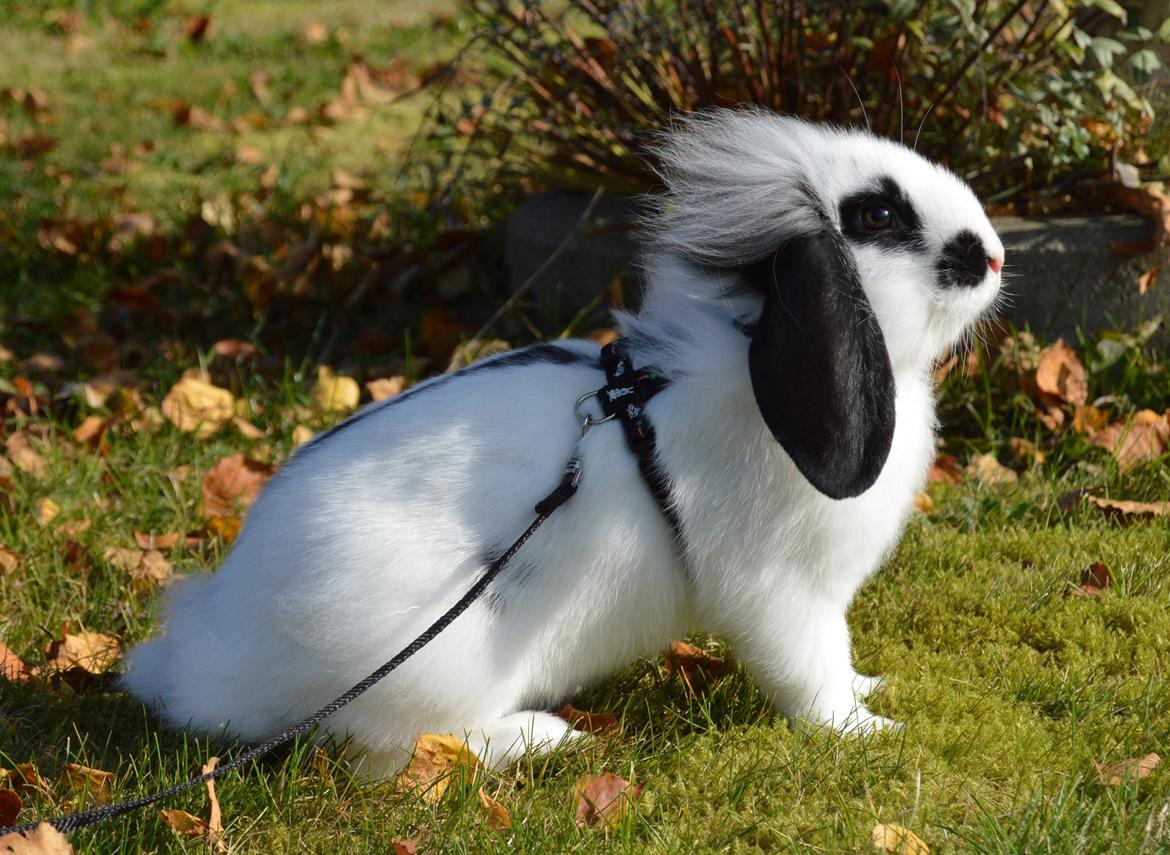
[122,109,1003,775]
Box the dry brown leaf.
[57,764,114,807]
[966,453,1018,486]
[0,642,30,682]
[292,425,315,446]
[1067,562,1112,598]
[161,374,234,439]
[1008,437,1045,466]
[396,734,480,804]
[665,640,729,694]
[1085,495,1170,520]
[212,339,258,360]
[44,629,121,676]
[0,545,19,574]
[133,531,181,550]
[1089,410,1169,471]
[447,339,510,371]
[0,823,74,854]
[232,416,266,440]
[1074,404,1110,435]
[206,516,241,543]
[1096,752,1161,785]
[104,547,173,591]
[927,453,963,485]
[1035,340,1088,406]
[366,376,406,401]
[573,772,643,829]
[913,491,935,514]
[871,823,929,854]
[184,14,211,42]
[202,757,225,852]
[309,366,360,416]
[71,416,111,453]
[201,454,274,518]
[300,19,329,43]
[392,841,418,855]
[60,519,91,538]
[477,785,512,831]
[2,764,52,799]
[160,809,214,844]
[35,498,60,526]
[557,704,619,734]
[0,788,20,826]
[6,432,46,477]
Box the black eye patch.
[838,176,924,249]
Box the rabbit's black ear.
[745,229,896,499]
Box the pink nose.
[988,257,1003,274]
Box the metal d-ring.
[574,390,616,437]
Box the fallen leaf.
[447,339,510,371]
[2,764,52,798]
[0,642,30,682]
[162,374,234,439]
[206,516,241,543]
[366,376,405,401]
[913,491,934,514]
[927,453,963,485]
[300,19,329,43]
[966,453,1018,486]
[6,432,46,477]
[1089,410,1168,471]
[1035,340,1088,406]
[573,772,643,829]
[232,416,266,440]
[133,531,181,550]
[71,416,111,453]
[665,640,729,694]
[0,788,20,826]
[35,498,60,526]
[0,823,74,854]
[212,339,257,360]
[1008,437,1045,466]
[1067,562,1112,598]
[871,823,929,854]
[396,734,480,803]
[44,629,121,676]
[184,14,211,42]
[392,841,418,855]
[57,764,114,807]
[201,454,274,518]
[60,519,91,537]
[557,704,619,734]
[103,547,173,591]
[1096,752,1161,785]
[1085,495,1170,520]
[309,366,360,416]
[202,757,225,852]
[477,785,512,831]
[1074,404,1110,435]
[235,144,263,165]
[160,809,214,844]
[0,545,19,574]
[292,425,315,446]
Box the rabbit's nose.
[988,257,1003,274]
[937,229,993,289]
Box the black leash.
[0,339,674,839]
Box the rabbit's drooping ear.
[745,229,896,500]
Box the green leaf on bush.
[1089,37,1126,69]
[1086,0,1127,24]
[1129,49,1161,77]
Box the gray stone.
[506,191,1168,339]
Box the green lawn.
[2,1,1170,853]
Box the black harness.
[0,339,682,839]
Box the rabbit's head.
[645,109,1004,500]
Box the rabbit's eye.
[861,205,894,231]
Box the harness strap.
[596,341,687,548]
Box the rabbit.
[122,107,1004,777]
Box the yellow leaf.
[477,785,512,831]
[396,734,480,803]
[57,764,114,806]
[44,629,121,675]
[35,498,60,526]
[366,376,406,401]
[6,432,46,477]
[161,375,234,438]
[292,424,316,446]
[872,823,929,854]
[309,366,360,416]
[966,453,1018,486]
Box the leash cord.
[1,504,562,837]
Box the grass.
[3,1,1170,852]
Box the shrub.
[442,0,1168,207]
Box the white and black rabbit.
[123,108,1004,776]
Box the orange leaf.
[44,629,121,677]
[0,545,20,574]
[56,764,114,807]
[366,376,406,402]
[133,531,181,550]
[0,822,74,854]
[1095,752,1161,785]
[1067,562,1112,598]
[556,703,618,734]
[872,823,930,854]
[6,432,46,477]
[665,640,729,694]
[396,734,479,804]
[1035,340,1087,406]
[1088,410,1169,470]
[161,374,234,439]
[0,641,31,682]
[477,785,512,831]
[573,772,643,829]
[201,454,274,518]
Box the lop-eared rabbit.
[124,108,1004,776]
